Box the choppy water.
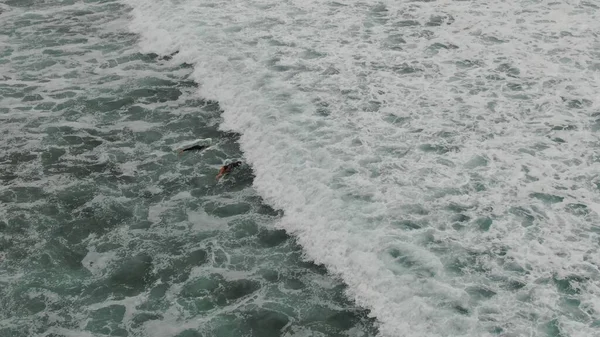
[2,0,600,336]
[0,1,376,337]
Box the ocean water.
[1,0,599,337]
[0,1,377,337]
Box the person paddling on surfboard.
[177,144,209,156]
[216,161,242,181]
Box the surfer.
[177,144,209,156]
[216,161,242,181]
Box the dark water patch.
[284,276,305,290]
[482,35,506,44]
[260,268,280,282]
[175,330,203,337]
[22,94,44,102]
[61,134,103,149]
[476,217,493,231]
[504,279,527,291]
[467,179,486,192]
[300,49,326,60]
[243,309,289,337]
[34,101,56,110]
[177,79,199,88]
[3,0,38,7]
[1,90,25,98]
[131,312,163,328]
[419,143,459,154]
[453,304,470,315]
[561,97,592,109]
[300,306,376,336]
[268,63,294,73]
[531,192,564,204]
[389,247,437,278]
[28,59,58,70]
[258,228,289,248]
[565,203,589,216]
[115,51,177,65]
[134,130,163,143]
[246,197,281,216]
[181,274,260,303]
[465,155,488,168]
[394,20,420,27]
[2,186,46,203]
[452,213,470,223]
[2,213,30,236]
[581,1,599,8]
[177,62,195,69]
[383,34,405,50]
[550,124,577,132]
[59,201,134,243]
[230,219,260,239]
[47,239,87,270]
[393,219,425,230]
[456,59,484,69]
[85,304,127,336]
[157,249,208,283]
[47,159,119,179]
[368,3,388,25]
[509,206,535,227]
[559,297,589,321]
[553,274,585,295]
[220,279,261,302]
[445,250,491,276]
[382,114,411,126]
[466,285,497,300]
[109,253,156,297]
[1,151,38,165]
[400,203,429,215]
[0,169,18,184]
[426,14,454,26]
[5,287,47,318]
[542,318,563,337]
[209,203,252,217]
[128,87,183,103]
[428,42,459,52]
[84,97,135,112]
[49,91,78,100]
[506,82,523,91]
[393,62,422,74]
[496,63,520,77]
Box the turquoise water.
[0,1,377,336]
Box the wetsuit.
[180,144,208,153]
[223,161,242,173]
[216,161,242,180]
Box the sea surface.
[1,0,599,337]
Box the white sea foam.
[123,0,598,336]
[82,249,119,277]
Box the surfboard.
[175,138,212,154]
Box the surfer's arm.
[215,167,226,181]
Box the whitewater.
[123,0,600,336]
[1,0,599,336]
